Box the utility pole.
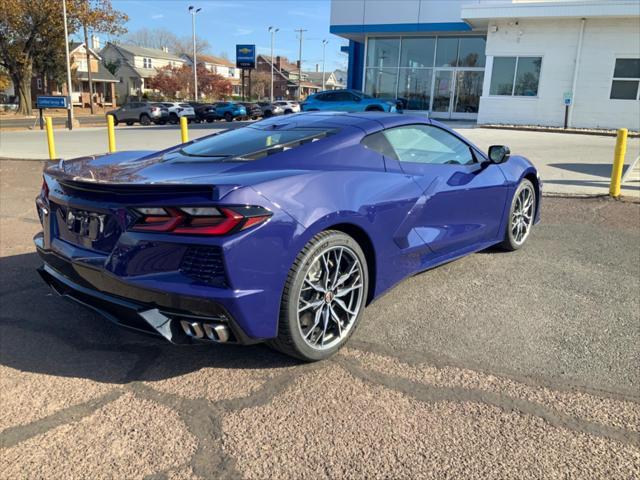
[188,6,202,101]
[321,39,328,91]
[62,0,74,130]
[268,26,279,102]
[83,23,95,114]
[295,28,307,101]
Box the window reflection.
[398,68,433,110]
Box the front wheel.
[140,114,151,126]
[224,112,233,122]
[269,230,368,361]
[500,179,536,251]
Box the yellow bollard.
[609,128,628,197]
[180,116,189,143]
[106,114,116,153]
[45,116,57,160]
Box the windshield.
[180,126,335,160]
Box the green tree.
[0,0,127,115]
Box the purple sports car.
[35,112,540,361]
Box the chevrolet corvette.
[35,112,540,361]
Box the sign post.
[563,91,572,129]
[36,96,68,131]
[236,44,256,101]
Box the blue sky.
[106,0,348,72]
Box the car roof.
[253,111,429,134]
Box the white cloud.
[151,13,164,20]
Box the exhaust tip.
[180,319,230,343]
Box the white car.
[274,101,300,114]
[161,102,197,124]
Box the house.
[181,54,241,96]
[30,40,119,108]
[256,55,321,100]
[333,69,348,89]
[303,70,341,91]
[100,42,185,101]
[330,0,640,129]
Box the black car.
[188,102,215,123]
[239,102,263,120]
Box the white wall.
[478,18,640,129]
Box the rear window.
[180,126,335,160]
[179,103,191,108]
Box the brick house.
[255,55,320,100]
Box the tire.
[284,109,293,114]
[268,230,369,361]
[264,110,272,118]
[169,113,179,125]
[111,116,119,126]
[224,112,233,122]
[156,120,167,125]
[140,114,151,126]
[206,118,214,123]
[125,121,134,126]
[500,179,536,251]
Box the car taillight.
[41,177,49,198]
[131,206,272,235]
[150,107,158,112]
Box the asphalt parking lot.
[1,159,638,478]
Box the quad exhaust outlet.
[180,320,231,343]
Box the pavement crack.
[336,355,640,447]
[0,389,124,448]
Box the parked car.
[35,112,540,361]
[188,102,216,123]
[301,89,398,113]
[198,102,247,122]
[257,102,284,118]
[239,102,263,120]
[274,100,300,114]
[106,102,169,126]
[160,102,197,124]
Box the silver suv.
[106,102,169,126]
[274,101,300,114]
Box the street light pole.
[268,26,279,103]
[295,28,307,101]
[188,6,201,101]
[62,0,74,130]
[321,39,328,90]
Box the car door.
[380,123,508,256]
[118,103,131,121]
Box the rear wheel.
[125,121,134,126]
[140,114,151,126]
[500,179,536,251]
[269,230,368,361]
[169,113,179,125]
[224,112,233,122]
[206,118,214,123]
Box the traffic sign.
[563,91,572,106]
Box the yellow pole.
[609,128,628,197]
[180,116,189,143]
[45,116,56,160]
[106,114,116,153]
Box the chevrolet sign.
[236,44,256,69]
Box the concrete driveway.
[1,120,638,198]
[1,160,638,478]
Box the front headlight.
[389,105,397,113]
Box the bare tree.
[122,27,210,55]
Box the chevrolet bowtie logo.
[238,48,252,55]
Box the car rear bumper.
[34,233,266,346]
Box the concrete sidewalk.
[1,121,638,197]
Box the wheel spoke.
[336,280,362,298]
[298,298,324,313]
[303,278,324,293]
[334,297,357,316]
[331,248,343,289]
[320,305,330,346]
[304,306,323,340]
[329,306,343,337]
[335,262,358,289]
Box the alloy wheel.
[511,184,535,245]
[296,246,364,350]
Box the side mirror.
[488,145,510,164]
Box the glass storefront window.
[364,68,398,98]
[513,57,541,96]
[454,71,484,113]
[489,57,517,95]
[398,68,433,110]
[400,38,436,69]
[435,38,458,67]
[366,38,400,69]
[458,37,486,67]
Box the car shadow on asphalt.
[0,252,299,385]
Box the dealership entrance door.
[430,69,484,120]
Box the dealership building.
[330,0,640,129]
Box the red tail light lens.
[131,206,271,235]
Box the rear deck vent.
[179,246,227,287]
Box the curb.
[480,125,640,138]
